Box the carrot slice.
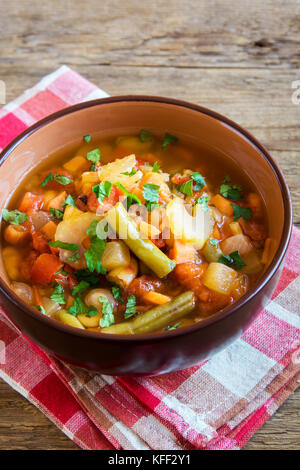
[211,194,233,217]
[18,192,44,213]
[33,285,43,307]
[143,291,172,305]
[31,253,63,285]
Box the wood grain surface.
[0,0,299,450]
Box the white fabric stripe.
[111,421,150,450]
[267,300,300,329]
[162,394,215,439]
[0,369,29,399]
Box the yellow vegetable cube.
[203,262,238,295]
[63,155,89,176]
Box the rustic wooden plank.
[0,0,300,69]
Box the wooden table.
[0,0,299,450]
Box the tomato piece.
[20,250,39,282]
[239,219,267,242]
[31,254,63,285]
[40,167,73,191]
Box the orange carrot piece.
[31,253,63,285]
[33,285,43,307]
[211,194,233,217]
[18,192,44,213]
[143,291,172,305]
[45,191,67,211]
[172,240,198,264]
[40,221,57,240]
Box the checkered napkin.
[0,66,299,450]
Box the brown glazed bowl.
[0,96,292,376]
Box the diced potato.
[78,312,102,328]
[139,221,161,239]
[172,240,199,264]
[42,296,61,316]
[101,241,131,271]
[166,197,214,249]
[43,190,58,206]
[45,191,67,211]
[63,155,88,175]
[40,221,57,240]
[229,221,243,236]
[203,262,238,295]
[63,205,83,220]
[221,234,252,257]
[56,310,85,329]
[78,171,100,193]
[241,251,263,275]
[11,281,33,304]
[2,246,23,281]
[107,257,138,288]
[202,239,223,263]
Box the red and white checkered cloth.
[0,66,299,450]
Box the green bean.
[101,291,196,335]
[105,202,175,278]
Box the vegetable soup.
[1,131,271,334]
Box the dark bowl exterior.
[0,96,292,376]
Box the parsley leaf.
[124,294,137,319]
[50,282,66,305]
[62,194,76,207]
[142,184,160,207]
[177,179,193,196]
[83,134,91,143]
[121,169,137,176]
[41,172,53,187]
[196,195,209,212]
[231,203,253,221]
[67,252,80,262]
[99,296,114,327]
[152,161,161,173]
[33,304,47,315]
[192,172,206,190]
[115,182,142,208]
[84,236,107,273]
[139,129,153,142]
[54,174,73,186]
[2,209,28,225]
[49,240,79,253]
[87,148,101,163]
[68,297,88,316]
[86,219,99,237]
[110,283,124,304]
[209,238,219,246]
[219,251,246,270]
[75,269,99,285]
[72,281,90,297]
[87,306,98,317]
[224,175,231,183]
[49,207,64,219]
[162,133,178,149]
[163,322,183,331]
[219,184,243,201]
[92,181,112,204]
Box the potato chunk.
[203,262,238,295]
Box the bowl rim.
[0,95,293,343]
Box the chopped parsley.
[54,174,73,186]
[33,305,46,315]
[219,251,246,270]
[152,161,161,173]
[219,184,243,201]
[86,219,99,237]
[75,269,99,285]
[121,169,137,176]
[49,240,79,253]
[49,207,64,220]
[177,179,193,196]
[209,238,219,246]
[163,322,183,331]
[192,172,206,190]
[231,203,253,221]
[86,148,101,163]
[87,306,98,317]
[84,236,106,274]
[50,282,66,305]
[62,194,76,207]
[92,181,112,204]
[162,132,178,149]
[67,252,80,262]
[124,294,137,319]
[99,296,114,327]
[142,183,160,211]
[110,284,124,304]
[41,172,53,187]
[2,209,28,225]
[83,134,91,143]
[68,297,89,316]
[72,281,90,297]
[224,175,231,183]
[196,195,209,212]
[139,129,153,142]
[115,182,142,208]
